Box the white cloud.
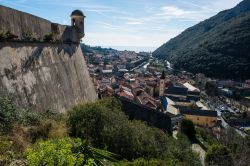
[160,6,186,17]
[123,18,144,25]
[156,5,210,21]
[126,21,143,25]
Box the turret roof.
[71,10,85,17]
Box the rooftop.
[183,82,200,92]
[165,86,188,96]
[175,105,217,117]
[167,96,189,103]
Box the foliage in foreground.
[0,97,68,165]
[68,98,201,165]
[0,97,201,165]
[26,138,118,166]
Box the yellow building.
[178,107,217,127]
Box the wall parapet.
[0,5,82,43]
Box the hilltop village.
[82,44,250,136]
[1,1,250,165]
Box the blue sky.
[0,0,243,51]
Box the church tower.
[159,70,166,97]
[71,10,85,40]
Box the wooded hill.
[153,0,250,80]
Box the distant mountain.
[153,0,250,80]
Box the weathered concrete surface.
[0,42,97,112]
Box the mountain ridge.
[153,0,250,79]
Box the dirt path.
[192,144,206,166]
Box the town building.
[159,71,166,97]
[177,106,217,127]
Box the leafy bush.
[6,31,18,40]
[205,145,233,166]
[0,30,7,41]
[0,97,18,133]
[0,135,27,165]
[17,109,42,126]
[43,33,54,42]
[68,98,166,159]
[68,98,201,165]
[26,138,82,166]
[196,127,219,148]
[0,136,15,164]
[47,119,68,139]
[26,138,118,166]
[0,30,18,41]
[21,31,33,41]
[218,128,250,165]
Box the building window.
[72,19,76,26]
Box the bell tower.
[71,10,85,40]
[159,70,166,97]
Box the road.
[215,108,248,137]
[215,108,228,128]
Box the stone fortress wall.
[0,6,96,112]
[0,42,97,112]
[0,5,79,43]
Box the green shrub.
[21,31,32,41]
[17,109,42,126]
[68,98,201,165]
[47,120,68,139]
[6,31,18,40]
[0,30,7,41]
[0,135,27,165]
[0,30,17,41]
[26,138,82,166]
[26,138,118,166]
[205,145,233,166]
[196,127,219,148]
[0,136,14,164]
[43,33,54,42]
[0,97,18,133]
